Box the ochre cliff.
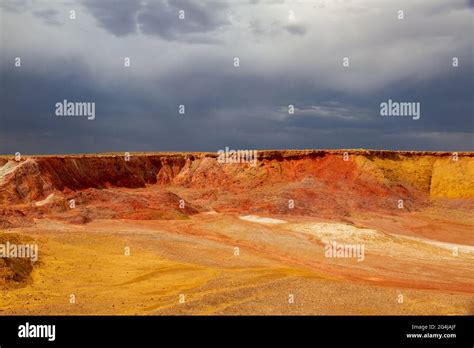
[0,150,472,227]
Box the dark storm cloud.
[82,0,230,41]
[2,1,63,25]
[0,0,30,13]
[138,0,229,40]
[425,0,474,14]
[33,8,61,26]
[1,46,472,154]
[0,0,473,154]
[283,23,307,36]
[249,20,308,37]
[82,0,142,36]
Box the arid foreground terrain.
[0,150,473,315]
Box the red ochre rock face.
[0,150,472,227]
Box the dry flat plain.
[0,150,473,315]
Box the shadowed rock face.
[0,150,473,228]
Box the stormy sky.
[0,0,473,154]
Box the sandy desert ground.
[0,150,473,315]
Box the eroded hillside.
[0,150,472,228]
[0,150,473,315]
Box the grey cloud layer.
[0,0,472,154]
[83,0,230,41]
